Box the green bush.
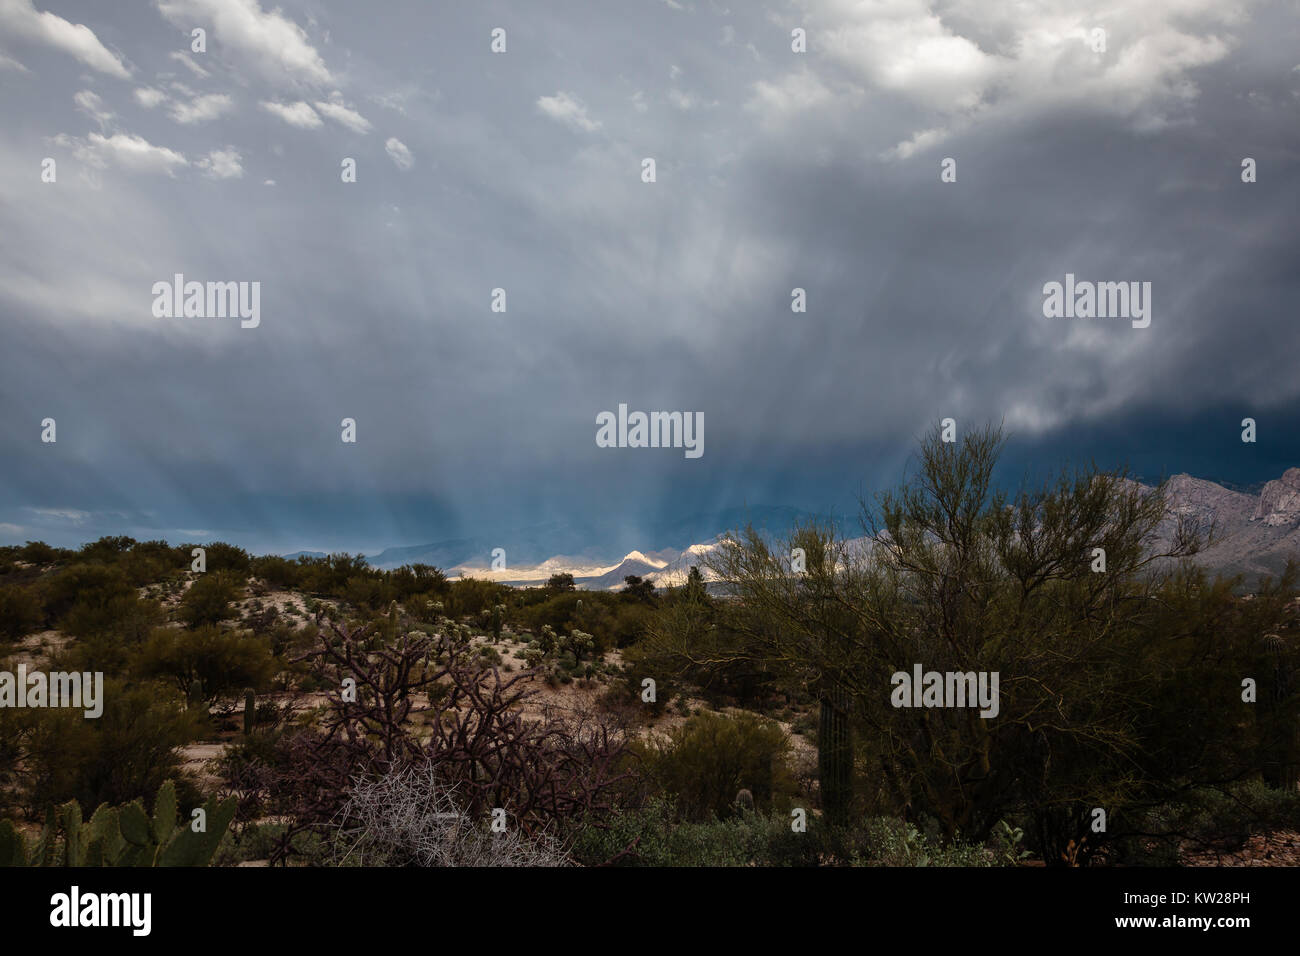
[571,801,1004,867]
[639,710,797,821]
[17,680,206,813]
[180,572,242,627]
[41,564,134,626]
[0,584,42,641]
[250,555,301,590]
[133,625,275,705]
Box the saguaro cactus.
[243,688,257,736]
[1258,633,1299,792]
[818,682,852,827]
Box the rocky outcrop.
[1252,468,1300,527]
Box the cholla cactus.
[538,625,557,655]
[566,629,594,663]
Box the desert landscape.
[2,427,1298,869]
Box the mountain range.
[281,470,1300,590]
[1150,468,1300,582]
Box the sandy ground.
[6,629,70,669]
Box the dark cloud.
[1,0,1297,554]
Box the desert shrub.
[121,539,188,586]
[858,817,994,866]
[16,680,206,813]
[570,798,827,866]
[1107,780,1300,865]
[445,576,507,618]
[18,541,62,566]
[387,564,448,602]
[632,599,781,707]
[331,763,569,867]
[294,553,370,596]
[342,574,385,611]
[572,802,1002,867]
[179,572,242,627]
[250,555,301,590]
[196,542,252,575]
[56,595,168,674]
[76,535,137,564]
[133,625,275,705]
[61,590,164,642]
[40,563,134,626]
[0,584,42,641]
[214,821,324,866]
[639,710,797,821]
[520,592,584,635]
[545,573,576,593]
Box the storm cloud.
[1,0,1297,555]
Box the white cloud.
[775,0,1242,155]
[168,50,210,79]
[134,86,166,108]
[668,88,715,111]
[818,2,998,112]
[536,91,601,132]
[0,0,129,78]
[263,178,275,185]
[73,89,113,128]
[314,93,372,134]
[29,507,90,523]
[197,147,243,179]
[0,52,28,72]
[55,130,188,175]
[746,69,833,117]
[884,126,951,160]
[260,99,321,128]
[157,0,332,88]
[385,136,414,170]
[168,91,233,125]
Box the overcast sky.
[1,0,1298,556]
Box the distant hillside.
[305,473,1300,591]
[1154,468,1300,582]
[365,506,846,575]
